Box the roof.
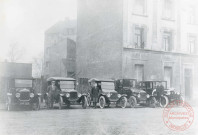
[47,77,76,81]
[140,80,167,82]
[88,78,114,82]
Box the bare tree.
[32,52,43,78]
[7,43,24,62]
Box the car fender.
[121,94,127,97]
[152,89,157,96]
[7,93,12,96]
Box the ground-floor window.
[164,66,172,88]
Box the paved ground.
[0,104,197,135]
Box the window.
[67,28,75,35]
[162,31,172,51]
[133,0,146,15]
[163,0,173,19]
[46,61,50,68]
[188,7,196,24]
[134,27,145,49]
[135,64,144,81]
[188,35,196,54]
[67,71,75,77]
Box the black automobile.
[115,79,155,107]
[45,77,88,109]
[139,81,183,107]
[6,78,41,111]
[87,78,127,109]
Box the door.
[164,67,172,88]
[135,64,144,81]
[184,69,192,99]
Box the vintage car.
[139,81,183,107]
[45,77,88,109]
[87,78,127,109]
[115,79,155,107]
[6,78,41,111]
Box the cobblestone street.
[0,105,197,135]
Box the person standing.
[91,82,99,108]
[47,81,60,108]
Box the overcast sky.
[0,0,77,63]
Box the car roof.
[47,77,76,81]
[88,78,114,82]
[14,77,34,80]
[140,81,167,82]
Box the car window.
[15,79,32,88]
[60,81,75,89]
[101,82,114,90]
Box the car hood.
[17,88,31,92]
[102,89,117,93]
[61,89,77,93]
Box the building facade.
[77,0,198,100]
[44,19,77,79]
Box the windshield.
[15,79,32,88]
[123,80,136,87]
[60,81,75,89]
[101,82,114,90]
[153,82,167,89]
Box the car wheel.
[82,96,88,109]
[87,95,91,107]
[160,95,169,108]
[129,96,137,108]
[120,97,127,108]
[149,97,156,108]
[59,96,63,110]
[99,96,106,109]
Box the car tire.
[87,95,91,107]
[120,97,127,108]
[129,96,137,108]
[59,96,63,110]
[160,95,169,108]
[82,96,88,109]
[99,96,106,109]
[149,97,156,108]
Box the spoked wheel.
[99,96,106,109]
[87,95,91,107]
[82,96,88,109]
[149,97,156,108]
[129,96,137,108]
[120,97,127,108]
[59,96,63,109]
[160,95,169,108]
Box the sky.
[0,0,77,63]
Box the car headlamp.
[78,93,81,97]
[167,91,171,95]
[30,93,34,98]
[66,93,70,98]
[137,93,141,98]
[118,94,121,98]
[107,93,111,98]
[146,94,150,98]
[16,93,20,98]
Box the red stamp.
[163,100,194,131]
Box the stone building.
[43,19,77,79]
[77,0,198,100]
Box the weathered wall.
[77,0,123,79]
